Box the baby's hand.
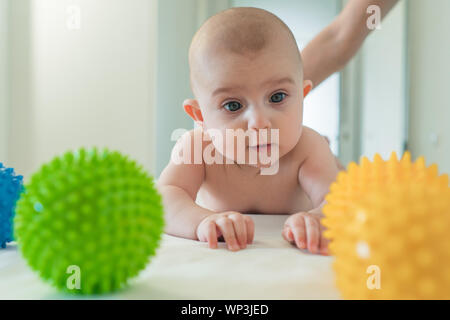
[282,212,329,255]
[196,212,254,251]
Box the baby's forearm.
[158,184,213,240]
[307,199,326,217]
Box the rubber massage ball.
[0,163,24,248]
[322,152,450,299]
[14,148,165,294]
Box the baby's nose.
[247,107,271,131]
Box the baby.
[157,7,339,255]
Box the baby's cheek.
[208,131,240,162]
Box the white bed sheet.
[0,214,341,299]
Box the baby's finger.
[281,226,293,242]
[244,216,254,244]
[305,216,320,254]
[319,224,330,256]
[215,217,240,251]
[289,217,307,249]
[206,220,218,249]
[228,213,247,249]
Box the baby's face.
[191,43,306,167]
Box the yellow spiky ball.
[322,151,450,299]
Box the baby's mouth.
[248,143,272,151]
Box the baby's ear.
[303,80,313,98]
[183,99,204,126]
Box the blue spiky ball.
[14,148,165,294]
[0,163,24,248]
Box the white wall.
[408,0,450,175]
[359,1,407,160]
[8,0,158,178]
[8,0,34,176]
[0,0,8,162]
[155,0,200,177]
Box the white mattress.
[0,214,341,299]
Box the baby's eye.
[270,92,287,103]
[223,101,242,112]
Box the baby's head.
[184,7,312,167]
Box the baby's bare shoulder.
[290,126,328,159]
[301,126,329,146]
[158,127,207,194]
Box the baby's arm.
[157,129,254,251]
[282,128,339,255]
[157,130,211,240]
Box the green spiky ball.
[14,148,165,295]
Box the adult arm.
[302,0,399,88]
